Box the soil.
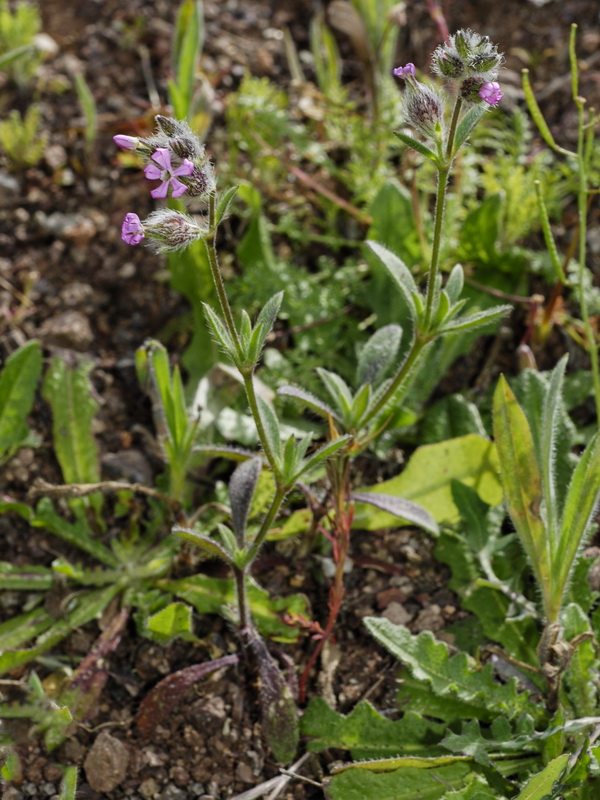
[0,0,599,798]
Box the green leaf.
[445,264,464,302]
[0,608,54,653]
[193,444,256,461]
[172,525,235,565]
[349,383,371,427]
[422,395,487,445]
[513,754,569,800]
[353,435,502,528]
[33,498,117,567]
[539,356,568,546]
[357,325,402,388]
[316,368,353,418]
[162,575,309,643]
[256,395,282,464]
[294,435,351,481]
[0,340,42,461]
[42,356,102,518]
[555,430,600,604]
[453,104,488,153]
[170,0,203,118]
[365,240,418,321]
[325,762,472,800]
[438,304,512,335]
[351,491,439,536]
[216,185,239,225]
[364,619,533,717]
[278,384,342,423]
[228,456,262,542]
[0,562,53,591]
[393,129,440,162]
[301,698,446,760]
[493,376,550,613]
[202,302,236,356]
[145,602,195,645]
[562,603,596,717]
[59,766,78,800]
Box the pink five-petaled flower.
[121,212,145,245]
[478,81,503,106]
[393,62,416,79]
[113,134,140,150]
[144,148,194,199]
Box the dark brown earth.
[0,0,599,798]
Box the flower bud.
[143,209,208,252]
[178,161,216,198]
[403,83,445,140]
[113,134,140,150]
[478,81,503,106]
[432,50,464,79]
[121,212,145,245]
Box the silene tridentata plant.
[113,25,600,795]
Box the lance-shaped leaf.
[229,456,262,542]
[33,498,117,567]
[453,103,488,154]
[357,325,403,388]
[242,625,298,764]
[257,395,282,464]
[0,339,42,462]
[393,130,440,163]
[277,384,342,424]
[0,562,54,591]
[193,443,256,461]
[173,525,235,565]
[316,368,353,418]
[293,435,351,482]
[202,302,237,357]
[136,654,239,735]
[365,241,418,321]
[445,264,464,302]
[437,304,512,335]
[352,491,439,536]
[256,291,284,341]
[215,185,239,226]
[554,429,600,611]
[540,355,568,548]
[493,376,550,615]
[513,754,570,800]
[325,761,472,800]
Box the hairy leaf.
[0,340,42,461]
[229,456,262,542]
[356,325,402,388]
[325,761,472,800]
[351,491,439,536]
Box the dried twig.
[27,477,181,514]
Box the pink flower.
[478,81,503,106]
[393,63,416,79]
[113,134,140,150]
[121,212,145,245]
[144,148,194,199]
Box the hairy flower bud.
[431,28,503,83]
[143,209,208,252]
[403,83,445,140]
[433,51,464,79]
[178,161,216,198]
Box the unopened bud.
[178,161,216,198]
[433,50,464,79]
[404,83,445,140]
[143,209,208,252]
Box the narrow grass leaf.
[513,754,569,800]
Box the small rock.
[83,730,129,793]
[139,777,160,798]
[413,603,444,633]
[39,309,94,350]
[382,601,412,626]
[376,587,408,609]
[235,762,254,783]
[44,144,68,170]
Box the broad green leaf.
[162,575,308,643]
[353,435,502,528]
[325,761,472,800]
[493,376,550,611]
[357,325,402,388]
[351,491,439,536]
[145,602,195,645]
[42,356,102,518]
[513,754,569,800]
[301,698,446,760]
[364,619,533,717]
[0,340,42,461]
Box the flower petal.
[151,181,170,199]
[144,163,162,180]
[151,147,172,170]
[172,158,195,177]
[169,177,189,198]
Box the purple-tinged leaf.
[136,654,239,735]
[229,457,262,542]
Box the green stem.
[243,485,287,566]
[359,334,429,429]
[204,195,242,355]
[234,565,250,630]
[242,371,283,481]
[575,98,600,419]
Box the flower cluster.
[115,116,215,251]
[393,29,504,142]
[431,29,503,105]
